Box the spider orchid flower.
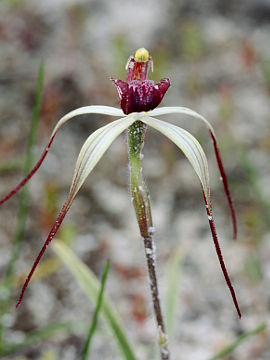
[0,48,240,319]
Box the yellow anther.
[134,48,150,62]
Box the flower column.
[128,119,169,360]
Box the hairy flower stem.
[128,121,169,360]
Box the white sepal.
[52,105,125,137]
[68,115,135,202]
[148,106,215,136]
[140,115,211,208]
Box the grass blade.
[7,62,45,278]
[165,248,184,339]
[81,260,110,360]
[208,323,266,360]
[0,62,44,348]
[0,159,24,174]
[0,322,79,357]
[53,241,137,360]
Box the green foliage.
[0,322,79,357]
[0,159,24,174]
[0,62,44,349]
[261,59,270,92]
[165,248,184,339]
[244,253,262,283]
[53,241,137,360]
[81,260,110,360]
[112,35,130,80]
[179,20,204,61]
[208,323,266,360]
[7,62,44,278]
[151,46,170,83]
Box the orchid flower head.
[111,47,170,114]
[0,48,240,318]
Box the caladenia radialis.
[0,48,241,359]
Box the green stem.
[128,121,169,360]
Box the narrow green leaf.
[53,241,137,360]
[0,63,44,349]
[208,323,266,360]
[0,322,79,356]
[7,62,45,278]
[81,260,110,360]
[165,248,184,339]
[0,159,24,174]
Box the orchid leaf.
[53,241,137,360]
[148,106,237,239]
[0,106,124,206]
[16,116,135,307]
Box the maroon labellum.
[111,78,170,115]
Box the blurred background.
[0,0,270,359]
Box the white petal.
[52,105,125,136]
[148,106,215,135]
[68,116,135,201]
[139,116,211,206]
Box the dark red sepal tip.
[209,131,237,240]
[16,201,70,308]
[0,135,56,207]
[203,194,241,318]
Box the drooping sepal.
[148,106,237,240]
[15,116,135,307]
[138,115,241,318]
[0,106,124,207]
